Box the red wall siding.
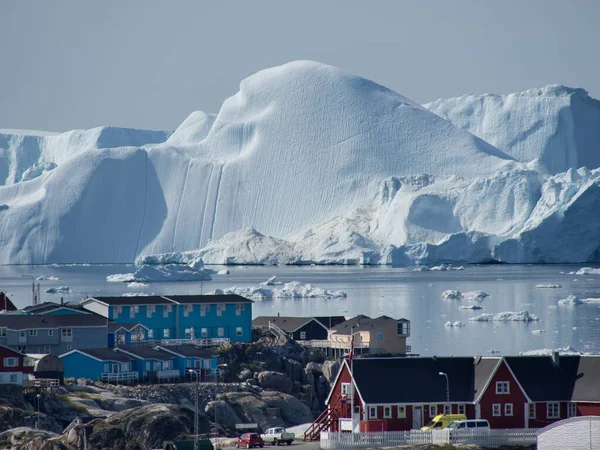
[577,403,600,417]
[327,363,361,432]
[478,361,527,429]
[0,346,24,373]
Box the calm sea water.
[3,264,600,357]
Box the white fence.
[320,429,539,449]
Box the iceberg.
[536,284,562,288]
[273,281,347,299]
[469,311,539,322]
[520,346,588,356]
[206,287,273,300]
[45,286,72,294]
[441,290,488,301]
[107,264,210,283]
[441,290,462,300]
[36,276,61,281]
[444,321,465,327]
[576,268,600,275]
[260,276,283,286]
[127,282,149,289]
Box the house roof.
[0,292,17,312]
[0,314,107,329]
[85,296,174,306]
[163,294,253,304]
[252,316,316,332]
[503,355,581,402]
[473,357,502,402]
[351,357,476,404]
[313,316,347,329]
[74,348,131,363]
[158,344,218,358]
[332,315,395,335]
[571,356,600,402]
[23,302,90,315]
[117,345,174,361]
[107,322,148,333]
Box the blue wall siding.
[61,352,104,380]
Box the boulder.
[205,400,242,430]
[260,391,314,425]
[322,360,340,383]
[257,371,293,394]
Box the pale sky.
[1,1,599,132]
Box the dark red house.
[0,345,26,385]
[304,353,600,439]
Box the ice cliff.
[1,61,599,265]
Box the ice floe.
[36,276,61,281]
[45,286,72,294]
[444,321,465,327]
[576,268,600,275]
[260,276,283,286]
[208,281,347,300]
[441,290,489,301]
[107,264,211,283]
[469,311,539,322]
[536,284,562,288]
[519,346,588,356]
[127,282,149,289]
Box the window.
[129,305,139,318]
[131,327,144,342]
[18,331,26,342]
[547,402,560,419]
[376,332,383,342]
[201,304,208,317]
[104,363,110,373]
[147,329,154,339]
[48,330,54,336]
[341,383,351,395]
[153,361,161,371]
[444,405,451,415]
[368,406,377,419]
[457,404,466,415]
[217,327,224,337]
[114,305,122,318]
[184,305,193,317]
[236,327,243,337]
[505,403,513,416]
[145,362,151,371]
[383,406,392,418]
[9,374,17,383]
[496,381,510,394]
[61,328,73,342]
[568,403,577,418]
[217,304,226,316]
[236,303,245,316]
[28,329,37,336]
[201,328,208,338]
[429,405,437,417]
[163,304,172,318]
[492,404,501,416]
[186,360,192,369]
[117,331,126,345]
[122,362,131,372]
[397,406,406,418]
[147,305,156,318]
[163,360,172,370]
[44,346,51,354]
[297,331,306,340]
[529,403,536,419]
[0,328,5,337]
[185,328,193,338]
[163,329,170,338]
[3,357,18,367]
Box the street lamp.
[22,275,36,306]
[189,369,200,450]
[439,372,449,403]
[36,394,41,429]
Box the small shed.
[26,354,64,384]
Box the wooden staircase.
[304,396,351,441]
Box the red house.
[304,353,600,439]
[0,345,26,385]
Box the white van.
[447,419,490,430]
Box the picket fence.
[320,428,539,449]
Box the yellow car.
[421,414,467,430]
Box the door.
[413,406,423,429]
[475,404,481,419]
[112,363,120,374]
[18,331,26,343]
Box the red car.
[236,433,264,449]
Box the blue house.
[60,348,138,382]
[107,322,150,347]
[23,301,94,316]
[80,295,253,342]
[157,344,219,380]
[115,345,179,381]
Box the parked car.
[421,414,467,430]
[260,427,295,446]
[236,433,265,448]
[447,419,491,445]
[447,419,490,430]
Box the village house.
[252,315,345,341]
[80,294,253,342]
[0,345,27,385]
[107,322,150,347]
[305,353,600,439]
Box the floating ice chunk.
[445,321,464,327]
[36,276,61,281]
[520,346,586,356]
[558,295,583,306]
[217,269,230,275]
[45,286,72,294]
[489,349,501,354]
[260,276,283,286]
[441,290,462,300]
[536,284,562,288]
[462,291,490,302]
[421,264,465,272]
[469,311,539,322]
[207,286,272,300]
[531,329,545,334]
[108,265,211,283]
[122,292,151,297]
[459,305,483,310]
[127,282,149,289]
[273,281,347,298]
[107,273,135,283]
[576,268,600,275]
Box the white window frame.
[547,402,560,419]
[341,383,351,395]
[457,404,466,415]
[201,328,208,338]
[145,362,151,371]
[29,329,37,336]
[429,405,437,417]
[3,357,18,367]
[163,304,172,318]
[397,405,406,418]
[568,402,577,418]
[163,328,170,338]
[217,327,225,337]
[147,329,154,339]
[9,374,17,383]
[0,328,6,337]
[376,331,384,342]
[236,327,243,337]
[235,303,245,316]
[505,403,513,416]
[216,304,226,316]
[201,304,208,317]
[48,329,54,336]
[147,305,156,318]
[299,331,307,340]
[114,305,123,318]
[61,328,73,342]
[443,404,451,415]
[44,346,51,354]
[529,403,536,419]
[184,304,193,317]
[495,381,510,394]
[383,406,392,418]
[368,406,377,419]
[492,403,501,416]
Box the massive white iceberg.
[1,61,600,265]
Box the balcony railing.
[122,337,230,347]
[23,378,60,388]
[156,369,180,379]
[101,372,139,382]
[303,340,370,349]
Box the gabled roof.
[24,302,90,315]
[0,345,25,358]
[252,316,319,332]
[84,296,173,306]
[0,314,107,329]
[0,292,17,312]
[157,345,218,358]
[164,294,253,304]
[331,315,396,335]
[107,322,149,333]
[473,357,502,403]
[351,357,476,403]
[84,294,253,307]
[571,356,600,402]
[503,355,580,402]
[61,348,131,363]
[313,316,347,329]
[117,345,174,361]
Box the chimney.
[552,351,560,367]
[277,312,280,317]
[60,297,64,305]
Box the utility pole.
[189,369,200,450]
[22,275,36,306]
